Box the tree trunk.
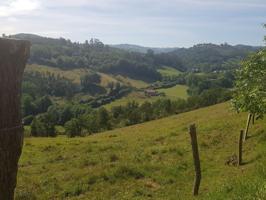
[252,114,255,125]
[0,38,30,200]
[244,113,252,141]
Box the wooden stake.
[238,130,244,166]
[188,124,201,196]
[0,38,30,199]
[244,113,252,141]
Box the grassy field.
[115,75,149,89]
[16,102,266,199]
[105,85,189,109]
[97,73,119,87]
[25,64,89,84]
[104,91,161,109]
[157,66,182,77]
[157,84,189,99]
[25,64,149,89]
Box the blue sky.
[0,0,265,47]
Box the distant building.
[144,89,159,97]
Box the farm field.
[16,102,266,199]
[105,84,189,109]
[156,84,189,99]
[25,64,149,89]
[25,64,89,84]
[103,91,161,109]
[157,66,182,77]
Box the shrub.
[23,115,34,125]
[30,113,56,137]
[64,118,83,138]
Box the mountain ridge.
[9,33,261,53]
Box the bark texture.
[0,38,30,200]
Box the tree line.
[11,34,259,82]
[27,87,232,137]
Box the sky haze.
[0,0,265,47]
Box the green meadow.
[16,102,266,199]
[157,84,189,99]
[157,66,182,77]
[25,64,149,89]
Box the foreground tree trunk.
[0,38,30,200]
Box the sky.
[0,0,265,47]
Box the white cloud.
[0,0,40,17]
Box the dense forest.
[11,34,259,75]
[114,43,259,72]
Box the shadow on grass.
[241,158,256,166]
[246,131,262,139]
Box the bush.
[23,115,34,125]
[64,118,83,138]
[30,113,56,137]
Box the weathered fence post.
[188,124,201,196]
[238,130,244,166]
[0,38,30,199]
[244,113,252,141]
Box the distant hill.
[9,33,163,82]
[110,44,179,54]
[167,43,261,71]
[7,33,260,75]
[10,33,70,45]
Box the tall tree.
[232,26,266,139]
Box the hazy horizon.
[0,0,265,47]
[9,32,263,49]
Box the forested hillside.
[111,44,179,54]
[112,42,260,72]
[11,34,259,74]
[3,33,258,139]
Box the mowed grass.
[157,66,182,77]
[104,91,160,109]
[25,64,149,89]
[157,84,189,99]
[115,75,149,89]
[16,102,266,200]
[98,72,119,87]
[25,64,89,84]
[105,85,188,109]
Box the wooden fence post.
[238,130,244,166]
[244,113,252,141]
[0,38,30,199]
[188,124,201,196]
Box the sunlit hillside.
[16,102,266,199]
